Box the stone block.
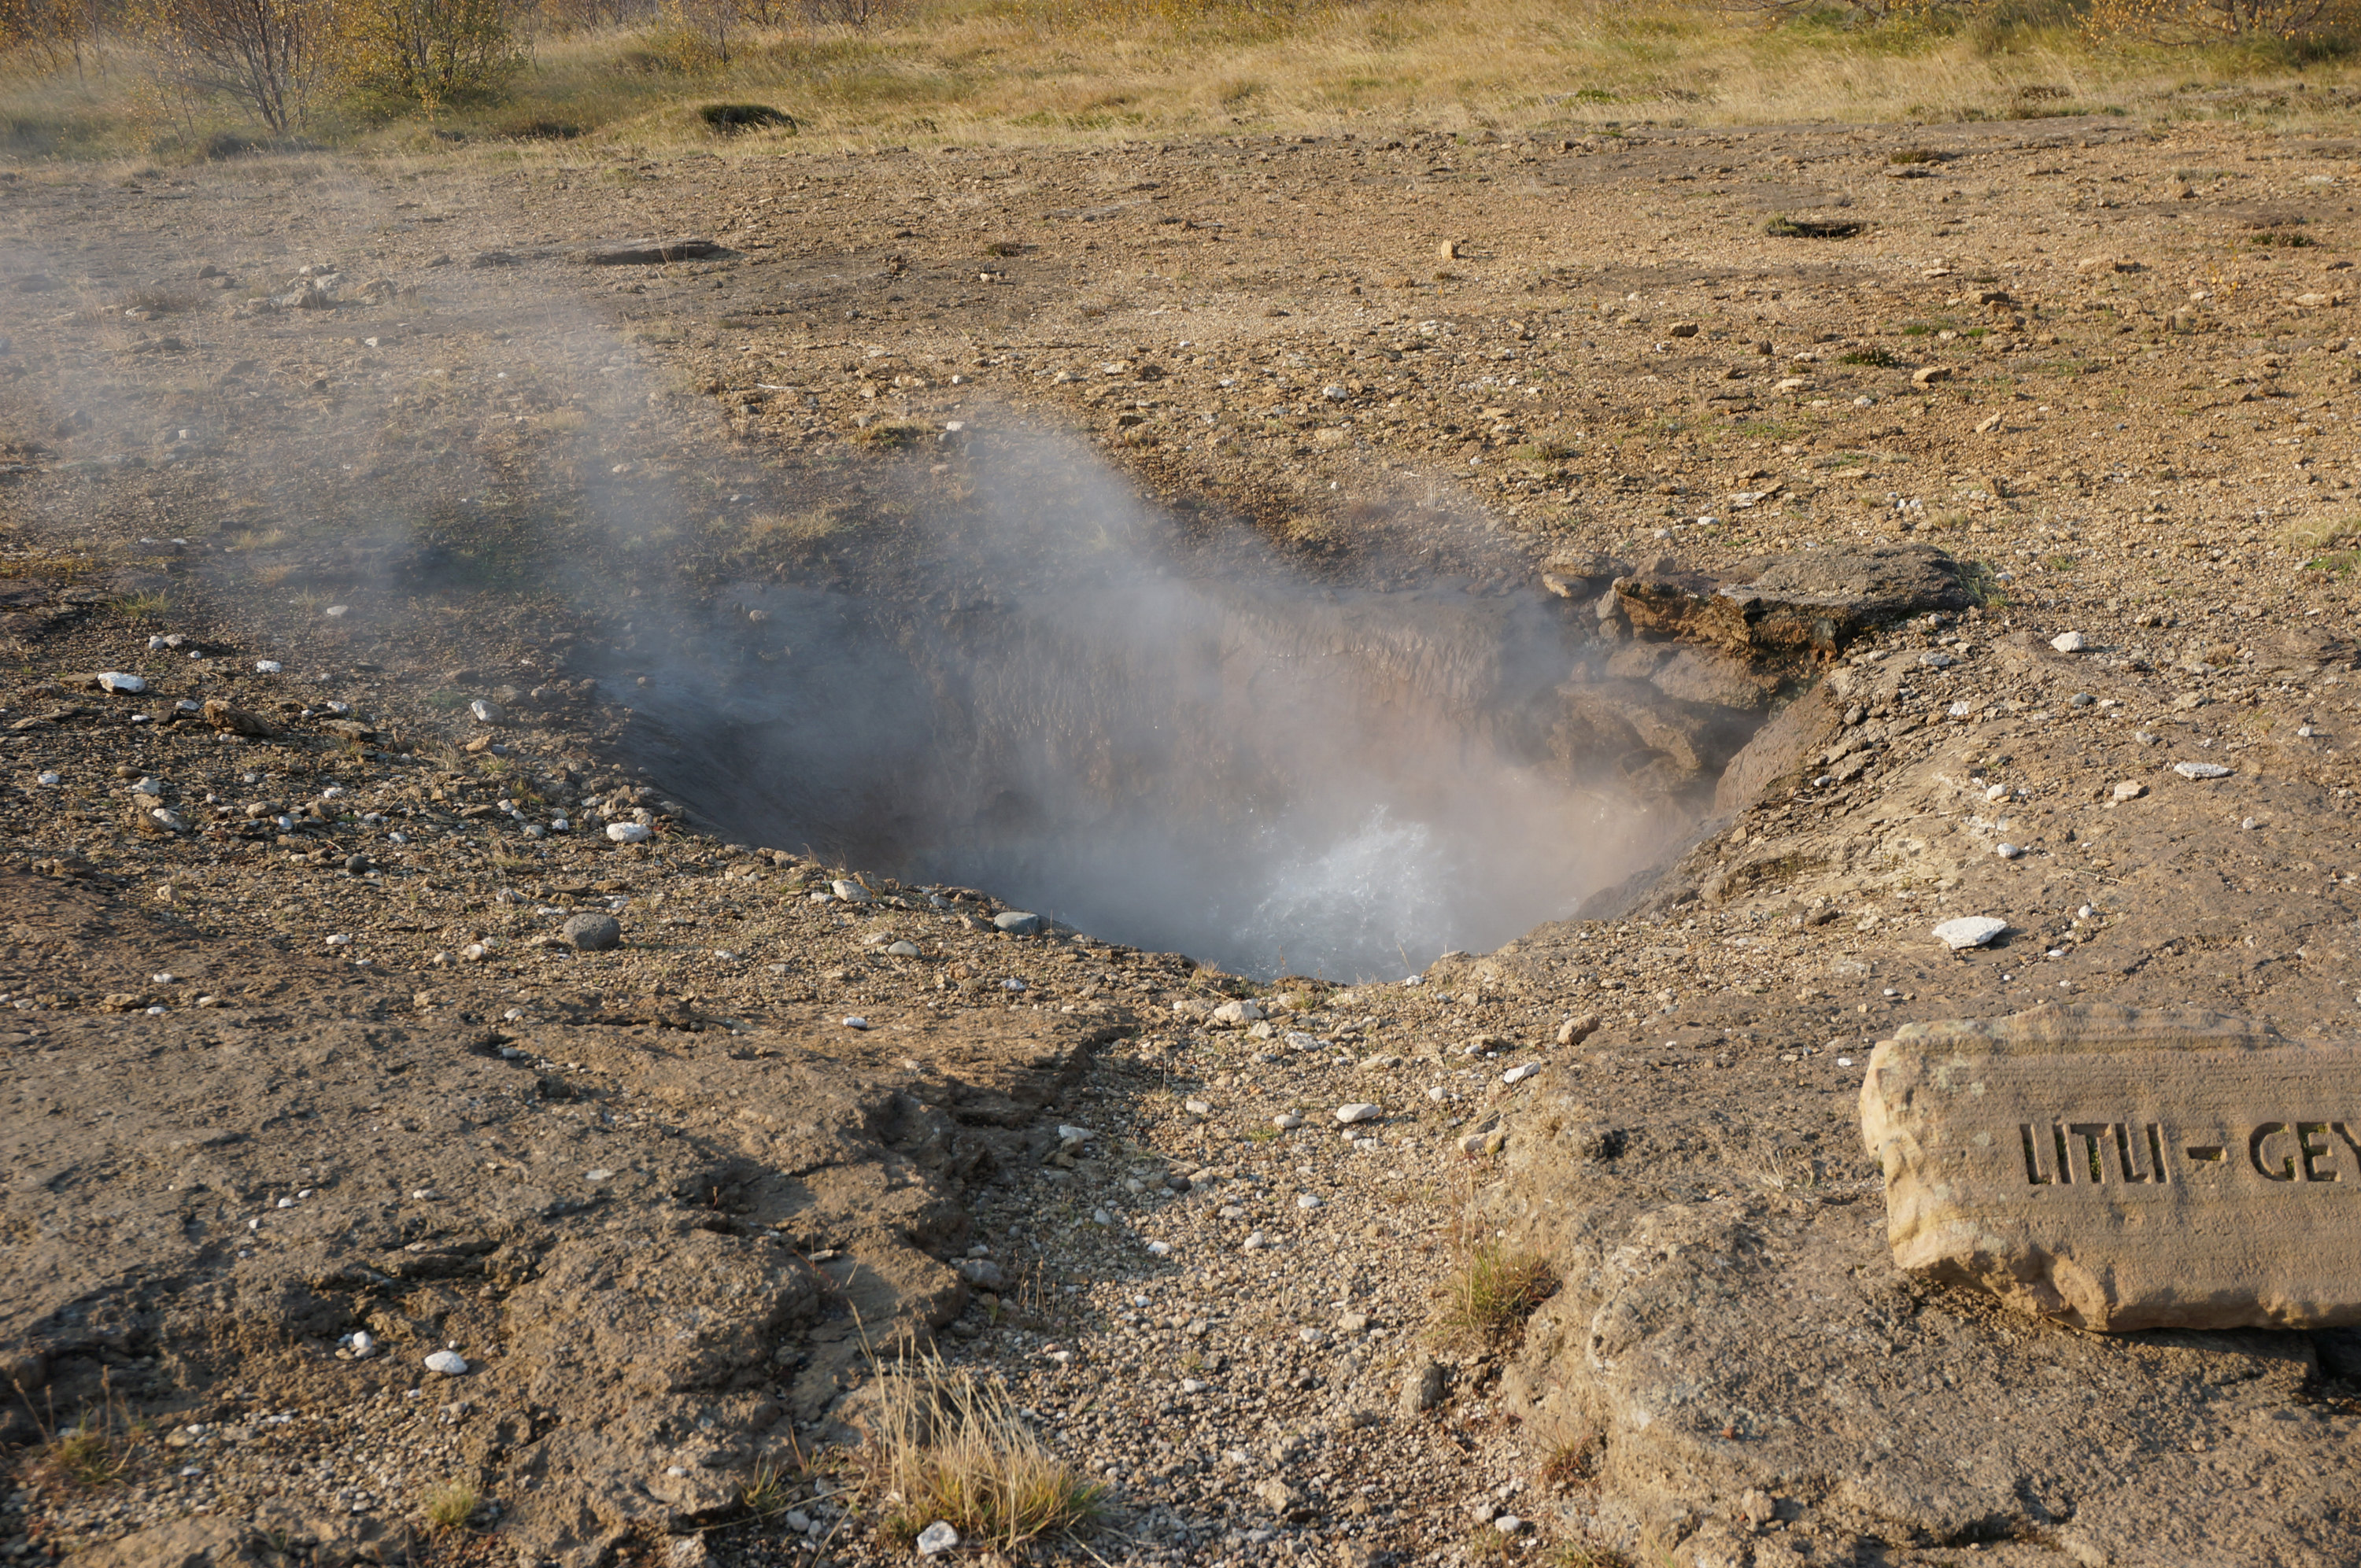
[1861,1002,2361,1331]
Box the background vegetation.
[2,0,2358,160]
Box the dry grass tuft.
[863,1347,1105,1551]
[1437,1239,1557,1343]
[420,1479,481,1531]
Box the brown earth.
[0,111,2358,1568]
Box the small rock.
[843,1016,870,1030]
[423,1350,468,1376]
[347,1331,376,1358]
[1210,998,1263,1028]
[1934,916,2008,950]
[1273,1112,1302,1130]
[1996,842,2025,859]
[560,913,623,951]
[1297,1194,1323,1210]
[831,878,871,902]
[254,659,283,674]
[993,910,1045,935]
[1502,1062,1543,1086]
[96,672,146,694]
[915,1521,959,1556]
[2174,761,2233,780]
[1184,1098,1213,1116]
[606,822,653,843]
[1335,1103,1382,1124]
[2050,631,2089,653]
[1399,1358,1447,1415]
[2112,780,2148,802]
[1495,1515,1526,1536]
[957,1258,1007,1290]
[469,699,501,724]
[885,939,919,957]
[1556,1013,1601,1046]
[1911,365,1951,387]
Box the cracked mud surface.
[1,112,2359,1568]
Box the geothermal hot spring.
[610,444,1763,981]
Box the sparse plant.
[1436,1240,1557,1344]
[115,588,170,620]
[862,1347,1105,1551]
[742,1452,801,1516]
[420,1479,479,1531]
[18,1371,142,1492]
[1838,346,1897,367]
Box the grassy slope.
[2,2,2359,162]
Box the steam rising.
[621,434,1681,981]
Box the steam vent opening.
[611,443,1813,981]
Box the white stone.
[831,879,871,902]
[1996,842,2024,859]
[1495,1515,1527,1535]
[885,940,918,957]
[2050,632,2089,653]
[254,660,283,674]
[347,1331,375,1358]
[97,672,146,694]
[606,821,653,843]
[1502,1062,1543,1086]
[842,1016,869,1030]
[1184,1098,1212,1116]
[1210,999,1263,1027]
[1273,1113,1302,1130]
[1334,1103,1383,1124]
[1297,1194,1323,1210]
[2174,761,2233,780]
[1056,1124,1096,1142]
[1934,917,2008,950]
[2112,780,2148,802]
[423,1350,467,1375]
[915,1521,959,1556]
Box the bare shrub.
[131,0,334,131]
[2088,0,2355,37]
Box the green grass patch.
[1838,346,1897,367]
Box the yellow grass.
[2,2,2359,160]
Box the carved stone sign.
[1860,1002,2361,1331]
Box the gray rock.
[916,1520,959,1555]
[956,1258,1007,1290]
[560,913,623,952]
[1399,1357,1447,1415]
[992,910,1045,935]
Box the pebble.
[423,1350,467,1376]
[1273,1112,1302,1130]
[561,913,623,951]
[843,1016,870,1029]
[1502,1062,1543,1086]
[2050,632,2089,653]
[916,1521,959,1556]
[831,878,871,902]
[957,1258,1007,1289]
[96,672,146,693]
[1184,1098,1214,1116]
[468,699,501,724]
[606,822,653,843]
[1211,998,1263,1027]
[1147,1240,1173,1256]
[1243,1230,1268,1250]
[1495,1515,1527,1535]
[992,910,1045,935]
[1933,916,2008,950]
[1996,842,2024,859]
[2112,780,2148,802]
[885,939,919,957]
[2173,761,2233,780]
[1334,1103,1383,1124]
[1297,1194,1323,1210]
[346,1332,376,1359]
[254,660,283,673]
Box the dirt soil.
[1,113,2359,1568]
